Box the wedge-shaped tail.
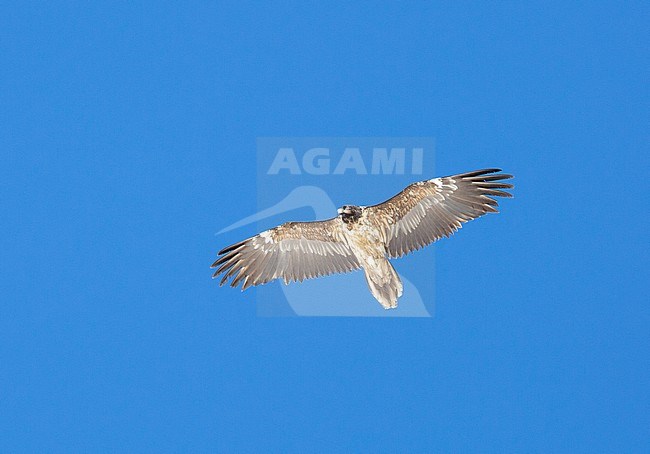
[362,258,403,309]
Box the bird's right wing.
[212,218,360,290]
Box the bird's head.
[337,205,362,223]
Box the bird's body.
[212,168,513,309]
[341,209,403,308]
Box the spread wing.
[365,168,513,258]
[211,218,360,290]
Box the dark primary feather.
[213,168,513,293]
[365,168,513,258]
[211,218,360,290]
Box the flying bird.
[212,168,513,309]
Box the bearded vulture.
[212,168,513,309]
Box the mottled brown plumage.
[212,168,513,309]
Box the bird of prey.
[212,168,513,309]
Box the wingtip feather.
[218,240,246,255]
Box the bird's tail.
[363,258,403,309]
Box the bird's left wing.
[212,218,360,290]
[365,168,513,258]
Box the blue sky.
[2,1,648,452]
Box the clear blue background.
[2,2,648,452]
